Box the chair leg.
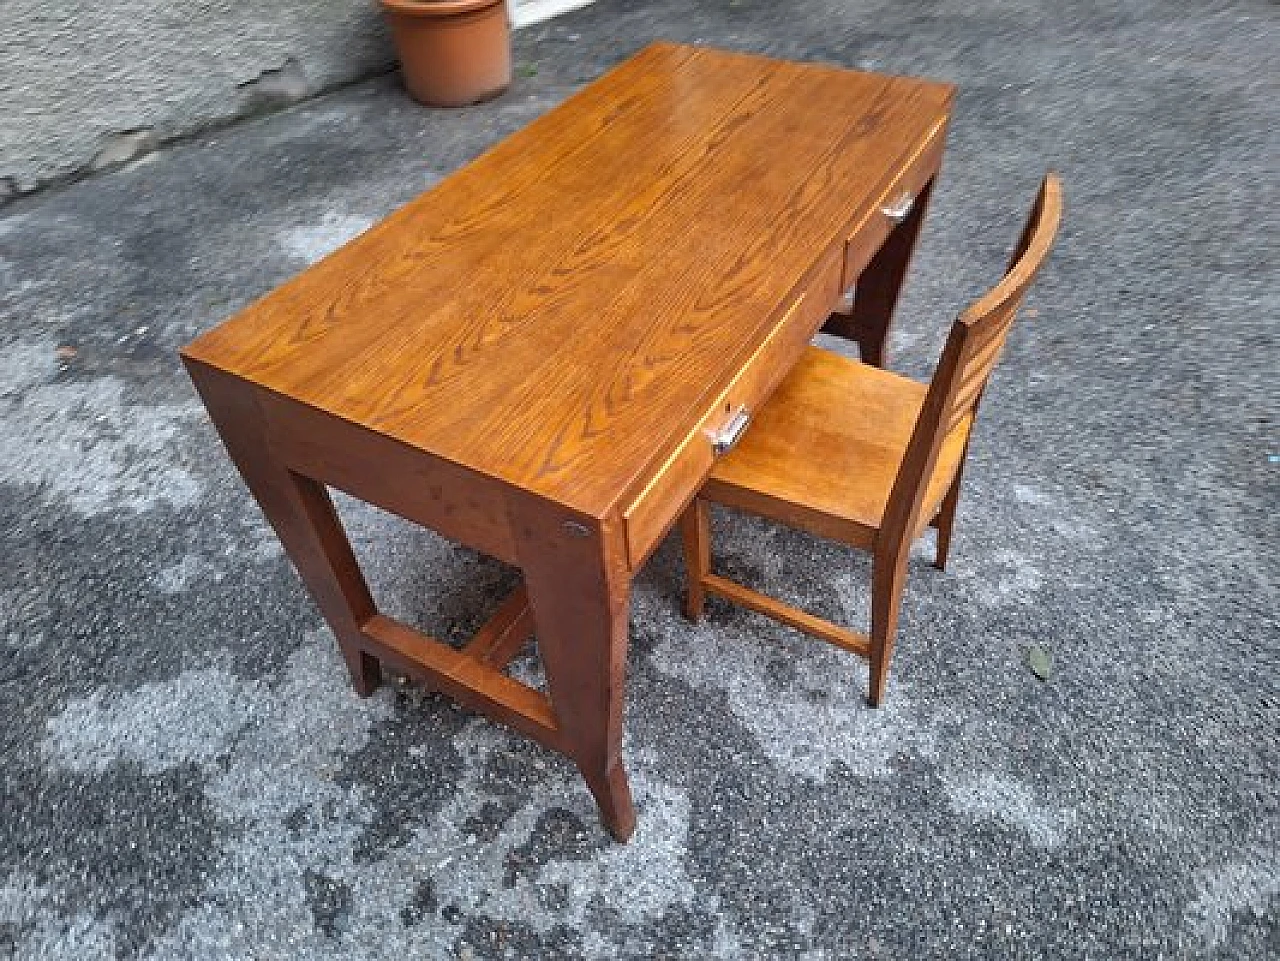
[933,476,963,571]
[868,552,909,707]
[679,498,711,622]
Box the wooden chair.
[680,174,1063,706]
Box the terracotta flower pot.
[381,0,512,107]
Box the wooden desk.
[182,43,953,841]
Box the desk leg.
[510,497,636,842]
[825,176,936,368]
[184,361,382,696]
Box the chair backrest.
[880,174,1064,557]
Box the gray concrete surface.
[1,0,1277,958]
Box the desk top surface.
[184,43,953,518]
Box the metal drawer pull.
[708,407,751,455]
[881,191,914,224]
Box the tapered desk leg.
[825,176,936,368]
[509,495,636,842]
[183,360,382,696]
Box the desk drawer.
[839,119,946,295]
[622,249,842,568]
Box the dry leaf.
[1027,644,1053,681]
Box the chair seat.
[705,346,971,541]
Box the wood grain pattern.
[683,175,1063,706]
[621,248,840,569]
[701,350,967,542]
[255,386,519,563]
[183,45,956,840]
[703,348,973,545]
[183,43,954,520]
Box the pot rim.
[380,0,505,17]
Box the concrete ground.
[1,0,1276,957]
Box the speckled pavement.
[1,1,1276,958]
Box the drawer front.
[840,119,947,294]
[622,249,843,569]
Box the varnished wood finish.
[702,573,872,658]
[508,493,636,841]
[461,585,534,668]
[181,43,954,840]
[622,258,841,569]
[184,361,383,696]
[704,350,973,547]
[183,43,953,521]
[683,175,1063,706]
[825,116,946,367]
[679,499,711,621]
[255,387,519,564]
[361,613,563,752]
